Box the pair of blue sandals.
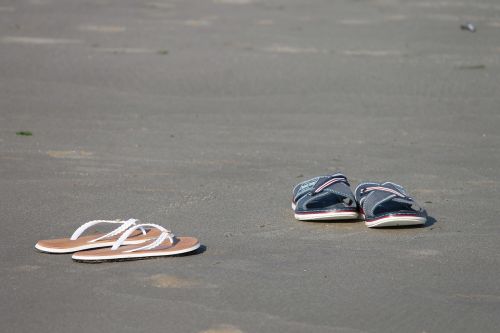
[292,173,427,228]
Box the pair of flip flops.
[292,173,427,227]
[35,219,200,262]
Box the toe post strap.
[70,219,145,243]
[111,223,176,252]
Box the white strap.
[111,223,176,252]
[70,219,143,243]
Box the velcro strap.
[293,173,348,202]
[311,175,349,195]
[360,186,406,198]
[359,184,414,216]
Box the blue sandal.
[354,182,426,227]
[292,173,359,221]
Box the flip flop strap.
[70,219,143,242]
[111,223,176,252]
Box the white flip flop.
[35,219,159,253]
[72,223,200,262]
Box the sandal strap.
[360,186,407,199]
[111,223,176,252]
[293,173,350,203]
[70,219,144,243]
[312,176,349,195]
[355,182,415,216]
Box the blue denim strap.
[293,173,351,203]
[355,182,416,217]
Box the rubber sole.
[34,238,150,254]
[294,211,360,221]
[71,242,201,262]
[364,215,427,228]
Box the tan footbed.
[73,236,199,258]
[36,228,162,250]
